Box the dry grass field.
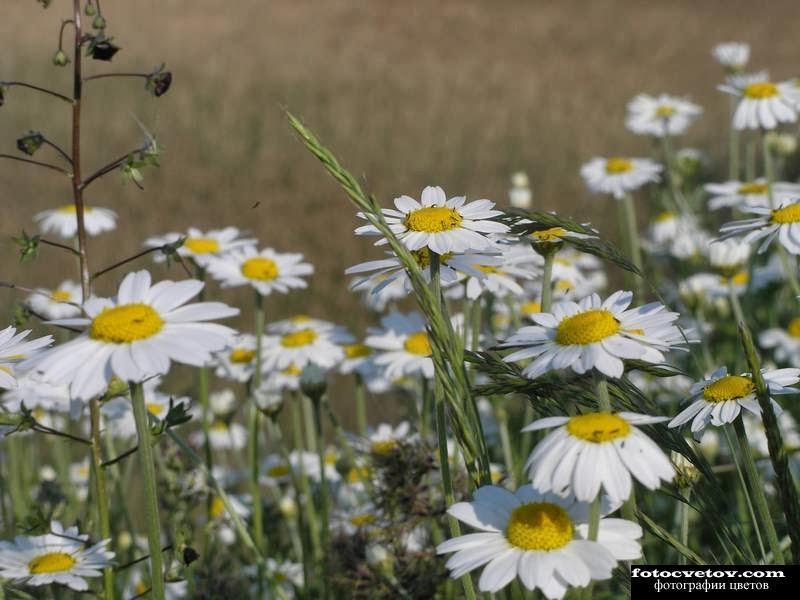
[2,0,800,331]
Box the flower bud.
[278,495,298,519]
[365,544,393,570]
[84,3,97,16]
[300,363,327,401]
[671,451,701,489]
[52,49,70,67]
[765,132,798,157]
[146,70,173,97]
[39,465,57,482]
[255,387,283,418]
[16,131,44,156]
[92,14,107,29]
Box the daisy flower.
[260,319,348,372]
[580,157,661,200]
[720,79,797,130]
[2,373,73,416]
[22,270,238,400]
[365,311,434,380]
[500,291,685,380]
[0,521,114,591]
[363,421,411,455]
[712,42,749,72]
[205,246,313,296]
[0,326,53,389]
[25,280,82,320]
[458,244,539,301]
[523,412,675,502]
[189,420,247,451]
[355,185,509,254]
[760,317,800,364]
[668,367,800,434]
[262,363,303,392]
[338,342,391,394]
[346,247,503,297]
[34,205,117,239]
[214,334,263,382]
[704,179,800,211]
[625,93,702,137]
[719,199,800,254]
[707,238,751,273]
[144,226,256,267]
[437,485,642,597]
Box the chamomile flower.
[205,246,313,296]
[523,412,675,502]
[289,449,341,483]
[712,42,749,72]
[707,238,751,272]
[501,291,684,380]
[0,326,53,389]
[725,70,770,92]
[760,317,800,364]
[355,185,509,254]
[260,320,347,372]
[22,270,238,400]
[509,172,532,209]
[2,373,73,416]
[365,311,434,380]
[668,367,800,434]
[0,521,114,591]
[720,79,797,130]
[437,485,642,597]
[362,422,411,455]
[338,342,391,393]
[25,281,82,320]
[346,247,503,297]
[625,94,702,137]
[719,199,800,254]
[459,245,539,301]
[144,227,256,267]
[704,179,800,211]
[191,420,247,451]
[580,157,661,199]
[262,363,303,391]
[214,334,263,382]
[34,205,117,239]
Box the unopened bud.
[766,132,798,157]
[39,465,57,482]
[366,544,393,571]
[146,70,173,97]
[255,388,283,418]
[84,3,97,16]
[104,376,129,399]
[278,495,298,519]
[52,49,69,67]
[92,14,106,29]
[300,363,327,401]
[671,451,701,489]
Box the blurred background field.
[2,0,800,332]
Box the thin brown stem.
[71,0,89,301]
[92,244,193,280]
[101,444,139,468]
[0,81,73,104]
[79,146,145,190]
[41,137,74,165]
[38,237,81,256]
[0,154,70,175]
[83,72,148,82]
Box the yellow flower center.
[521,301,541,315]
[506,502,574,551]
[555,280,573,292]
[345,343,371,359]
[566,412,632,443]
[787,317,800,338]
[324,452,338,466]
[605,157,633,174]
[57,205,79,214]
[476,264,500,274]
[743,82,779,99]
[50,289,72,302]
[350,513,376,527]
[135,582,148,595]
[371,440,398,455]
[211,421,228,432]
[28,552,76,574]
[183,237,220,254]
[280,329,318,348]
[283,364,302,376]
[146,403,164,416]
[703,375,754,403]
[267,464,290,478]
[771,203,800,224]
[738,182,769,195]
[721,271,749,287]
[655,105,676,117]
[555,309,620,345]
[290,315,311,324]
[404,331,432,356]
[404,207,463,233]
[241,257,279,281]
[531,227,567,242]
[230,348,256,363]
[347,465,371,483]
[210,496,225,519]
[654,211,676,223]
[89,303,164,344]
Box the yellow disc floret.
[743,82,779,99]
[241,257,279,281]
[183,238,220,254]
[605,157,633,174]
[655,105,676,117]
[531,227,567,242]
[230,348,256,363]
[787,317,800,338]
[28,552,76,574]
[404,207,463,232]
[521,301,541,315]
[90,303,164,344]
[280,329,318,348]
[50,289,72,302]
[555,309,620,345]
[506,502,574,551]
[566,412,631,443]
[371,440,399,455]
[771,203,800,224]
[702,375,754,403]
[404,331,432,356]
[209,496,225,519]
[344,343,372,359]
[738,182,770,195]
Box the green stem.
[729,96,740,180]
[621,193,645,300]
[540,249,555,313]
[354,374,367,435]
[732,419,784,564]
[724,425,765,560]
[198,366,212,509]
[495,401,515,487]
[250,293,266,595]
[678,488,691,566]
[130,381,165,599]
[89,399,115,599]
[302,395,318,454]
[745,136,756,181]
[594,372,611,412]
[313,399,331,599]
